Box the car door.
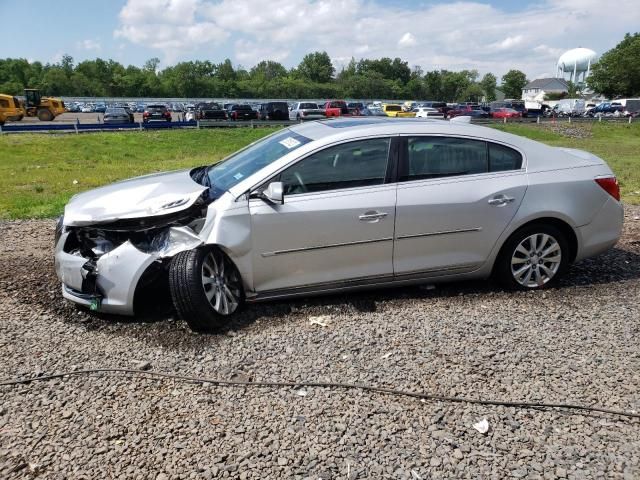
[249,137,397,293]
[393,136,527,277]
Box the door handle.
[359,211,388,221]
[488,195,515,206]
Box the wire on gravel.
[1,368,639,420]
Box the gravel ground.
[1,206,639,479]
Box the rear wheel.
[169,247,244,332]
[495,224,569,290]
[37,109,53,121]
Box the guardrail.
[0,115,633,134]
[0,119,299,134]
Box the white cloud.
[398,33,417,48]
[491,35,524,51]
[77,39,101,51]
[113,0,640,77]
[234,39,290,65]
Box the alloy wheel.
[510,233,562,288]
[201,250,242,315]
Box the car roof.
[288,117,530,146]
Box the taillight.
[595,177,620,201]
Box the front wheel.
[169,247,244,332]
[495,224,569,290]
[37,109,53,121]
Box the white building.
[522,78,569,102]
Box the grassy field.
[0,128,278,219]
[0,122,638,219]
[493,122,640,204]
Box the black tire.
[495,224,570,290]
[169,247,244,332]
[37,109,53,121]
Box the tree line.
[2,31,637,102]
[0,51,531,101]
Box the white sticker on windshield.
[279,137,301,149]
[233,173,244,180]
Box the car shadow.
[117,245,640,335]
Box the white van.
[613,98,640,115]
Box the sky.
[1,0,639,79]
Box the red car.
[491,108,522,119]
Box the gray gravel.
[1,206,640,479]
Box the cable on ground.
[1,368,638,420]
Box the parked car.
[448,105,489,119]
[413,107,445,119]
[53,118,623,331]
[347,102,365,115]
[381,104,416,117]
[228,104,259,121]
[65,102,81,113]
[322,100,351,117]
[94,104,107,113]
[143,104,172,123]
[136,104,146,113]
[81,104,94,113]
[490,108,522,119]
[289,102,325,121]
[585,102,625,117]
[257,102,289,120]
[185,106,197,122]
[491,100,528,118]
[104,107,134,124]
[360,107,388,116]
[196,102,227,120]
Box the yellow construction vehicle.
[0,93,24,125]
[23,88,65,121]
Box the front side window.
[280,138,391,195]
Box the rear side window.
[0,99,9,108]
[402,137,488,181]
[280,138,391,195]
[489,143,523,172]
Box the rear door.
[393,136,527,277]
[249,137,398,293]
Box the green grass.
[1,122,639,219]
[492,122,640,204]
[0,128,279,219]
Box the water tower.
[556,48,598,84]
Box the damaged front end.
[55,168,215,314]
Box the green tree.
[297,51,334,83]
[479,73,497,101]
[250,60,287,81]
[501,69,528,99]
[588,33,640,97]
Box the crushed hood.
[64,169,208,226]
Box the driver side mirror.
[262,181,284,205]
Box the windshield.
[207,129,312,193]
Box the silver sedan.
[55,118,623,331]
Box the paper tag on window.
[279,137,301,149]
[233,173,243,180]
